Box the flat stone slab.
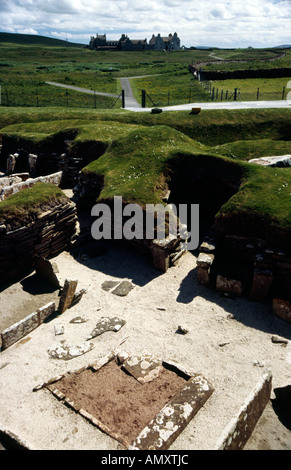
[129,373,214,450]
[111,280,135,297]
[248,155,291,167]
[122,355,163,384]
[101,280,135,296]
[215,370,272,450]
[101,280,120,292]
[87,316,126,340]
[48,340,94,360]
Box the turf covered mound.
[1,112,290,253]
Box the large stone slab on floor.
[48,341,94,360]
[215,370,272,450]
[129,373,214,450]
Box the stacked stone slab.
[196,239,216,286]
[0,200,78,283]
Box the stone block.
[58,279,78,313]
[197,266,211,286]
[38,301,56,323]
[199,240,216,254]
[6,154,16,175]
[151,243,170,272]
[197,252,214,268]
[215,371,272,450]
[216,275,243,296]
[249,269,273,302]
[1,311,39,350]
[272,298,291,323]
[34,256,60,288]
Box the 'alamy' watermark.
[91,196,199,251]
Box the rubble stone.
[272,298,291,323]
[216,275,243,296]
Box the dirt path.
[45,81,120,98]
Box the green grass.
[81,124,291,244]
[0,106,290,248]
[1,107,291,145]
[0,32,84,47]
[1,40,291,109]
[0,182,68,224]
[210,77,290,101]
[216,165,291,239]
[211,139,291,161]
[198,47,291,71]
[130,70,211,106]
[82,125,203,205]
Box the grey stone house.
[88,33,180,51]
[149,33,180,51]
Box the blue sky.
[0,0,290,48]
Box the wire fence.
[0,87,122,109]
[199,80,287,102]
[139,87,211,108]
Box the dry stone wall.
[0,171,62,201]
[197,234,291,322]
[0,199,78,283]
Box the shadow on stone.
[20,272,58,295]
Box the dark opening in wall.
[166,153,243,249]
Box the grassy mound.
[0,108,290,250]
[0,183,68,228]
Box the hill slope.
[0,31,84,47]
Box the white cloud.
[0,0,290,47]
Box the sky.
[0,0,290,48]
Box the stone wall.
[0,171,63,201]
[189,64,291,81]
[0,199,78,283]
[196,234,291,321]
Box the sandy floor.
[0,237,291,450]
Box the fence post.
[121,89,125,108]
[141,89,146,108]
[226,90,228,100]
[221,90,223,101]
[234,88,238,101]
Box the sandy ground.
[0,234,291,450]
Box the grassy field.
[198,47,291,70]
[0,33,290,245]
[1,34,290,108]
[204,76,291,102]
